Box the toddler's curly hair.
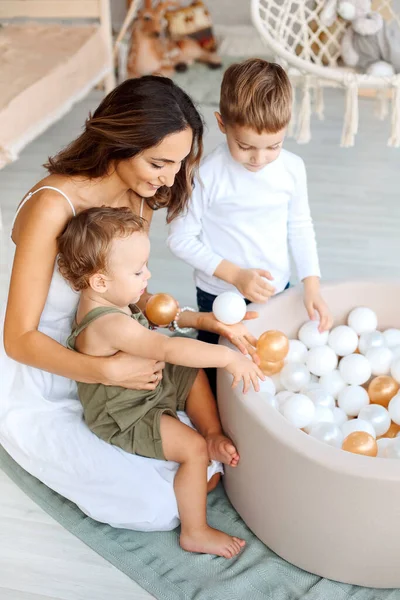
[57,206,145,291]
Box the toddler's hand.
[303,277,333,332]
[225,353,265,394]
[234,268,275,303]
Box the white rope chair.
[251,0,400,147]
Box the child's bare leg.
[160,414,245,558]
[207,472,221,493]
[185,369,240,467]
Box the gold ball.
[256,330,289,363]
[378,421,400,439]
[342,432,377,457]
[259,359,285,376]
[368,376,399,408]
[145,293,179,327]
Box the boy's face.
[91,231,151,307]
[215,113,286,172]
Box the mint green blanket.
[0,445,398,600]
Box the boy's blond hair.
[219,59,292,134]
[57,207,145,291]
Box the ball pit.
[217,281,400,588]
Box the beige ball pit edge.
[217,281,400,588]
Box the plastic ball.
[347,307,378,335]
[309,422,344,448]
[328,325,358,357]
[258,376,276,395]
[332,406,348,427]
[301,381,323,394]
[338,385,370,417]
[285,339,308,364]
[342,431,377,457]
[382,420,400,438]
[270,373,285,393]
[385,437,400,459]
[358,331,385,355]
[256,330,289,362]
[259,359,285,376]
[341,418,376,440]
[368,375,399,407]
[319,369,347,399]
[306,346,338,377]
[306,387,335,410]
[283,393,315,428]
[383,328,400,348]
[303,406,334,433]
[391,358,400,383]
[260,392,279,410]
[390,345,400,361]
[280,363,311,392]
[388,393,400,426]
[145,293,179,327]
[276,390,294,413]
[366,347,393,376]
[212,292,247,325]
[298,321,329,349]
[339,354,372,386]
[358,404,391,437]
[377,437,392,457]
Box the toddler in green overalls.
[58,206,264,559]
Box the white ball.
[358,331,385,355]
[338,385,370,417]
[283,393,315,428]
[328,325,358,357]
[260,392,279,410]
[306,387,335,410]
[385,437,400,459]
[347,307,378,335]
[319,369,347,399]
[383,328,400,348]
[390,345,400,361]
[270,372,285,393]
[276,390,294,413]
[301,381,323,394]
[339,354,372,385]
[306,346,338,377]
[391,358,400,383]
[280,363,311,392]
[377,437,392,457]
[342,418,376,440]
[303,406,334,433]
[298,321,329,349]
[332,406,348,427]
[212,292,247,325]
[258,376,276,395]
[309,422,344,448]
[285,339,308,364]
[358,404,391,437]
[366,347,393,376]
[388,393,400,425]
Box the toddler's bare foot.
[206,433,239,466]
[180,526,245,558]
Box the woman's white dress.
[0,188,222,531]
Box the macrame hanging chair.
[251,0,400,147]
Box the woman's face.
[116,128,193,197]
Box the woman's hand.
[197,311,260,361]
[233,268,276,303]
[101,352,165,390]
[303,277,333,332]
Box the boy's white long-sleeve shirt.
[167,142,321,297]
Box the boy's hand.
[198,311,260,360]
[303,277,333,332]
[225,352,265,394]
[234,268,276,303]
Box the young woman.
[0,76,258,531]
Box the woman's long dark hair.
[44,76,204,222]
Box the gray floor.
[0,88,399,599]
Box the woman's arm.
[4,192,164,389]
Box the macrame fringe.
[375,90,389,120]
[296,76,312,144]
[341,80,359,148]
[314,84,325,120]
[288,84,297,137]
[388,75,400,148]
